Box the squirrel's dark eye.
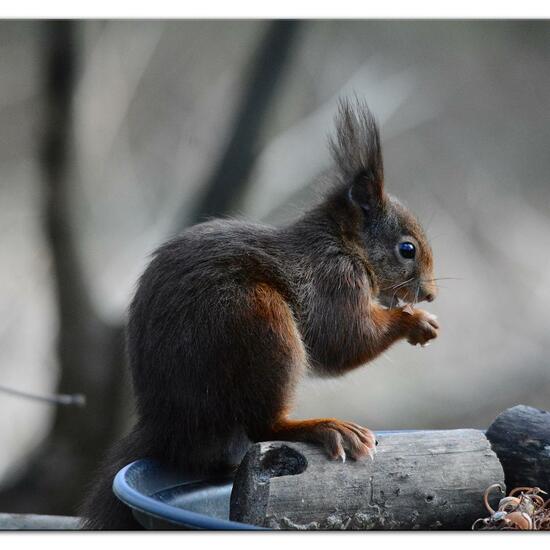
[398,242,416,259]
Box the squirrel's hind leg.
[233,282,307,440]
[235,283,375,462]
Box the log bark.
[486,404,550,493]
[230,430,504,530]
[0,513,80,530]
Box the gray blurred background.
[0,19,548,516]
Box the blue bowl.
[113,458,263,530]
[112,431,438,529]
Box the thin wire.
[0,384,86,407]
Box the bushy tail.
[78,428,145,530]
[329,97,384,186]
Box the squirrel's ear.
[349,169,384,211]
[330,97,385,211]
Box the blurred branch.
[183,20,301,228]
[76,21,164,175]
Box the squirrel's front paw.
[403,306,439,346]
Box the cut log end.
[486,404,550,493]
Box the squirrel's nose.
[424,286,438,302]
[421,281,438,303]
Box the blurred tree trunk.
[0,20,128,516]
[186,20,300,226]
[0,20,300,516]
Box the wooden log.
[0,513,80,530]
[486,404,550,493]
[230,429,504,530]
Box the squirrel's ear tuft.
[329,97,384,210]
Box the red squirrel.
[80,99,439,529]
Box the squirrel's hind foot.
[269,417,377,462]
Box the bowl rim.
[113,458,264,530]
